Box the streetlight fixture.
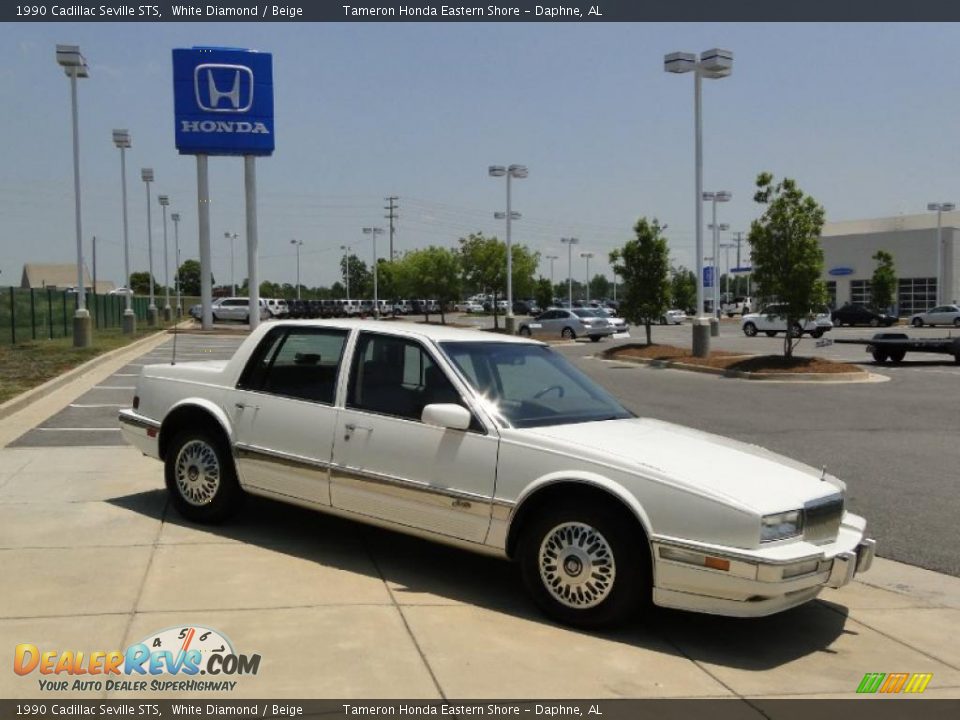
[927,202,955,306]
[141,168,157,327]
[665,47,733,356]
[171,212,182,316]
[158,194,172,321]
[580,252,595,303]
[57,44,91,347]
[703,191,732,322]
[561,237,579,307]
[489,164,528,333]
[363,227,384,317]
[290,239,303,300]
[112,128,134,334]
[340,244,351,300]
[224,232,238,296]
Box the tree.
[341,254,372,299]
[534,277,553,313]
[588,274,611,302]
[748,172,827,358]
[129,271,155,296]
[401,246,462,323]
[611,218,671,344]
[871,250,897,312]
[670,266,697,314]
[175,259,211,297]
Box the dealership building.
[819,213,959,316]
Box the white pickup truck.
[119,319,874,627]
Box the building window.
[825,281,836,309]
[850,280,873,305]
[898,278,937,317]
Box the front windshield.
[439,341,634,429]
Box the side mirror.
[421,403,471,431]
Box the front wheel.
[912,317,923,327]
[954,318,960,328]
[788,324,803,338]
[561,327,576,340]
[811,328,825,339]
[590,335,602,342]
[518,326,532,337]
[872,350,889,364]
[518,504,649,629]
[869,318,880,328]
[742,322,757,337]
[165,429,243,523]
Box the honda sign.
[173,47,274,156]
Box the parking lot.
[1,320,958,701]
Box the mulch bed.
[605,344,863,374]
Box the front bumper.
[651,512,875,617]
[118,409,161,459]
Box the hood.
[516,417,843,515]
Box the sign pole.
[245,155,260,330]
[197,154,212,330]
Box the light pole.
[112,128,134,334]
[158,194,171,321]
[665,48,733,356]
[545,254,559,290]
[709,221,730,299]
[141,168,158,327]
[224,232,238,296]
[340,245,351,300]
[580,252,594,303]
[489,164,528,333]
[561,237,579,307]
[703,191,732,325]
[363,227,384,317]
[290,239,303,300]
[720,241,735,300]
[171,212,182,316]
[927,202,955,306]
[56,45,91,347]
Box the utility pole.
[384,196,399,261]
[91,235,96,296]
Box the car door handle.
[235,402,260,411]
[344,422,373,440]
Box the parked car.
[518,308,615,342]
[462,302,485,314]
[831,303,896,327]
[660,309,687,325]
[741,305,833,338]
[188,304,202,320]
[909,304,960,327]
[720,296,752,317]
[263,298,288,317]
[512,300,534,315]
[108,287,134,296]
[583,309,628,334]
[120,319,874,627]
[211,297,270,323]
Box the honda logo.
[194,63,254,113]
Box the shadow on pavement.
[108,489,849,670]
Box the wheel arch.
[504,475,653,562]
[158,399,233,462]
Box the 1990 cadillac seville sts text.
[120,320,875,627]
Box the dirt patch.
[605,343,862,374]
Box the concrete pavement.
[1,331,959,701]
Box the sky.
[3,22,960,291]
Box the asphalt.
[1,319,959,701]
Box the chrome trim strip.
[234,443,332,473]
[118,411,160,431]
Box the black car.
[831,303,897,327]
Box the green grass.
[0,326,168,405]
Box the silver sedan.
[910,304,960,327]
[518,308,616,342]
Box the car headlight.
[761,510,803,543]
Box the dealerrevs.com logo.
[14,625,261,692]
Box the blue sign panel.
[173,47,274,156]
[703,266,715,288]
[828,266,854,276]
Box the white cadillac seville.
[119,320,875,627]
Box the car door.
[526,310,556,338]
[230,325,350,505]
[329,331,498,544]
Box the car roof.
[264,319,542,345]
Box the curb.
[0,330,172,421]
[605,353,875,383]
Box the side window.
[347,333,463,421]
[240,328,348,404]
[237,328,286,390]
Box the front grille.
[803,494,844,545]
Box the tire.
[518,502,649,629]
[165,428,243,523]
[742,322,758,337]
[518,326,532,337]
[788,324,803,338]
[811,328,825,339]
[889,350,906,364]
[765,331,777,337]
[212,313,220,322]
[872,350,889,364]
[912,317,923,327]
[869,318,880,328]
[561,327,576,340]
[590,335,602,343]
[954,318,960,328]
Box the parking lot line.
[92,386,136,391]
[34,427,122,432]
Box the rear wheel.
[742,322,757,337]
[811,328,825,339]
[869,318,880,327]
[519,326,532,337]
[789,324,803,338]
[165,429,243,523]
[518,503,649,629]
[912,317,924,327]
[889,350,906,364]
[954,318,960,328]
[561,327,576,340]
[872,350,889,364]
[590,335,602,343]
